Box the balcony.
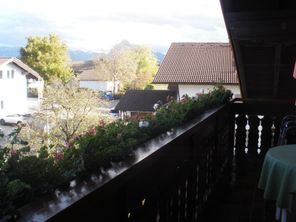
[17,99,295,221]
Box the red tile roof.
[153,43,238,84]
[0,57,42,80]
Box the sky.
[0,0,228,53]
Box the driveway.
[103,100,119,109]
[98,100,119,112]
[0,125,16,146]
[0,125,15,136]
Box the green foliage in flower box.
[0,85,232,219]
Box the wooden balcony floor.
[199,153,276,222]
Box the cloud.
[0,13,53,46]
[0,0,228,52]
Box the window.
[11,70,14,79]
[0,101,3,109]
[7,70,10,79]
[0,70,2,79]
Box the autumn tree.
[129,46,158,89]
[19,80,108,151]
[95,43,158,92]
[95,49,137,93]
[20,34,73,83]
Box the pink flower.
[10,148,17,156]
[99,119,106,127]
[88,127,96,136]
[180,95,189,104]
[54,152,64,161]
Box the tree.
[95,43,158,92]
[129,46,158,89]
[95,49,138,93]
[20,34,73,83]
[19,80,107,151]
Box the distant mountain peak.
[110,40,135,53]
[0,45,165,63]
[68,50,102,61]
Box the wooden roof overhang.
[220,0,296,101]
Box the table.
[258,145,296,212]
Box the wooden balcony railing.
[231,99,295,221]
[233,99,295,158]
[18,103,232,221]
[18,100,295,222]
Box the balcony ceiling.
[220,0,296,100]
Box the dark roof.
[153,43,238,84]
[0,57,42,80]
[115,90,177,112]
[220,0,296,99]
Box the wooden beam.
[225,10,296,22]
[273,44,282,96]
[231,40,248,98]
[225,11,296,42]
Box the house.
[115,90,177,119]
[79,69,119,93]
[73,60,119,93]
[0,57,43,116]
[153,43,240,98]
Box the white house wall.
[0,63,28,115]
[178,84,241,98]
[80,80,119,93]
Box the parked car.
[0,114,28,125]
[110,108,119,117]
[100,91,114,100]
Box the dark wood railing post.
[248,114,260,156]
[227,102,236,186]
[260,116,273,156]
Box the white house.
[0,57,43,116]
[153,43,241,99]
[79,69,119,93]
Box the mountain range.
[0,46,165,63]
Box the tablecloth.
[258,145,296,211]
